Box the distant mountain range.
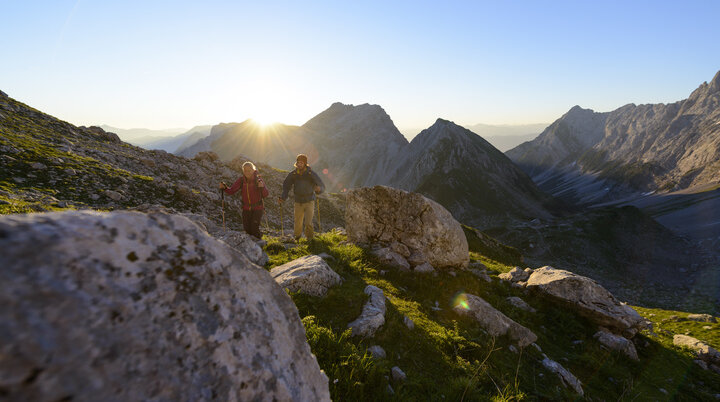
[506,71,720,206]
[176,103,553,227]
[101,124,213,153]
[462,123,547,152]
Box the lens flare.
[453,292,470,310]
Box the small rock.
[391,367,406,382]
[506,296,536,313]
[687,314,717,323]
[694,359,709,370]
[594,330,639,360]
[403,316,415,330]
[542,358,584,396]
[413,262,435,273]
[499,267,530,282]
[406,250,426,266]
[470,269,492,282]
[30,162,47,170]
[104,190,123,201]
[390,241,410,257]
[348,285,386,337]
[317,252,336,262]
[508,345,518,354]
[659,388,668,395]
[270,255,342,297]
[368,345,386,359]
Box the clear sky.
[2,0,719,135]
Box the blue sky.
[2,0,719,135]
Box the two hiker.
[218,154,325,241]
[279,154,325,241]
[219,161,269,239]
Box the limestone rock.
[406,250,426,266]
[687,314,717,323]
[673,335,720,365]
[470,268,492,282]
[413,262,435,273]
[348,285,386,337]
[103,190,123,201]
[453,293,537,347]
[391,367,407,382]
[506,296,536,313]
[594,331,639,361]
[542,357,584,396]
[371,247,411,271]
[368,345,386,359]
[499,266,530,282]
[346,186,469,269]
[270,255,342,297]
[525,266,645,336]
[216,230,269,266]
[0,211,330,401]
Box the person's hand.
[257,180,265,188]
[219,182,227,190]
[314,185,321,194]
[278,197,284,204]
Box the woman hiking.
[219,161,269,239]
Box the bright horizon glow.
[2,1,719,137]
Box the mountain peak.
[0,89,7,98]
[710,70,720,92]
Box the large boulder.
[525,266,645,336]
[453,293,537,347]
[270,255,342,297]
[345,186,469,268]
[0,211,330,401]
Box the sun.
[250,115,279,127]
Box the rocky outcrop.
[348,285,386,337]
[525,266,646,336]
[270,255,342,297]
[0,211,330,401]
[594,330,639,361]
[346,186,469,268]
[453,293,537,347]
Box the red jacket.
[224,172,269,210]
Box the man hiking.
[219,161,269,239]
[278,154,325,241]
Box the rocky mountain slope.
[2,89,720,400]
[0,90,346,235]
[507,70,720,206]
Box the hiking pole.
[279,199,285,237]
[261,199,270,234]
[220,183,226,232]
[316,197,321,233]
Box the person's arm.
[257,174,269,198]
[280,172,294,201]
[224,177,243,196]
[311,170,325,194]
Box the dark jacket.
[281,167,324,203]
[225,172,269,210]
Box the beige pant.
[294,201,315,239]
